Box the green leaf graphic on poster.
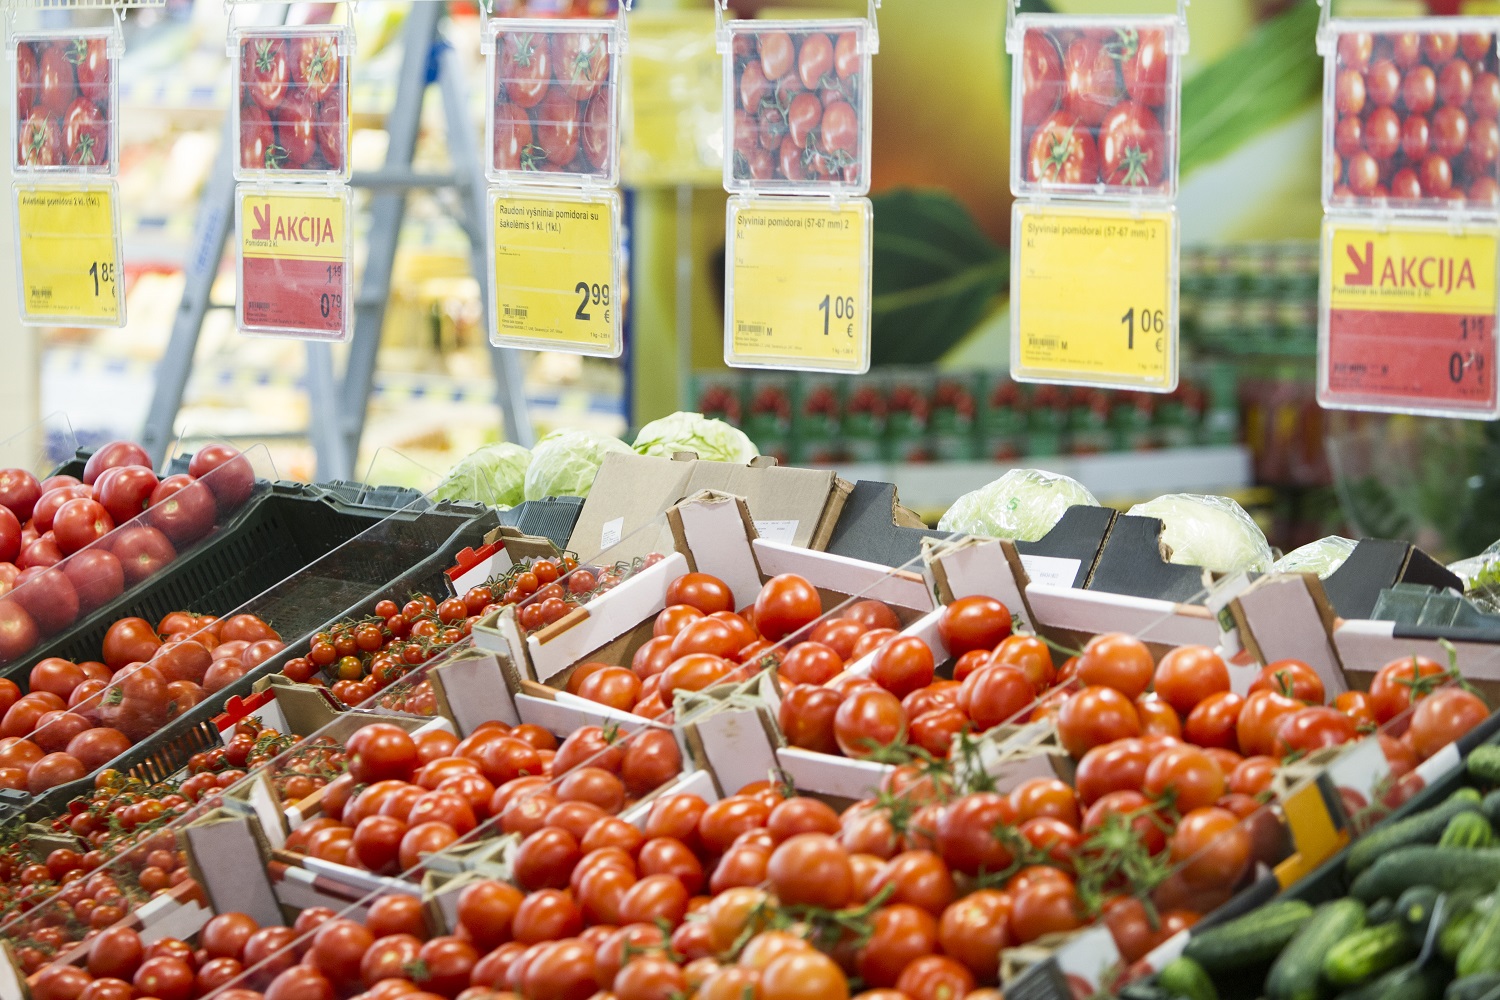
[870,190,1007,367]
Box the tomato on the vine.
[1027,112,1099,185]
[1099,100,1164,187]
[244,38,289,111]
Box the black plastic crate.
[3,482,424,686]
[498,496,584,551]
[11,496,499,820]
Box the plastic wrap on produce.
[523,429,631,501]
[1451,539,1500,613]
[632,411,758,464]
[1128,493,1273,575]
[1273,535,1357,579]
[936,468,1098,542]
[432,442,532,509]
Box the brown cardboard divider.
[567,452,850,562]
[182,809,283,928]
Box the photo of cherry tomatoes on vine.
[238,30,346,175]
[727,25,867,190]
[15,35,113,174]
[490,25,616,180]
[1329,27,1499,208]
[1017,23,1176,196]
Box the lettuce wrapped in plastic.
[1450,540,1500,613]
[523,429,632,501]
[1127,493,1273,575]
[1273,535,1357,579]
[433,442,532,509]
[938,469,1099,541]
[633,411,758,464]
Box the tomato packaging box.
[723,18,872,195]
[1010,17,1181,200]
[486,18,621,186]
[1323,22,1500,212]
[233,26,350,181]
[12,29,119,175]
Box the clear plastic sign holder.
[480,1,631,359]
[1004,0,1188,395]
[1314,0,1500,421]
[8,16,128,327]
[717,0,879,375]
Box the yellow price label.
[489,190,621,358]
[1012,203,1176,391]
[726,196,870,373]
[15,184,123,326]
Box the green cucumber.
[1468,745,1500,785]
[1158,956,1218,1000]
[1483,789,1500,826]
[1447,973,1500,1000]
[1267,898,1367,1000]
[1457,894,1500,978]
[1440,811,1496,849]
[1350,846,1500,901]
[1441,908,1479,963]
[1335,961,1448,1000]
[1323,922,1415,987]
[1182,899,1315,974]
[1366,898,1396,925]
[1397,886,1443,945]
[1346,788,1483,875]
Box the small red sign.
[1325,307,1496,411]
[242,257,344,336]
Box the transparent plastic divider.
[0,443,278,674]
[0,411,79,477]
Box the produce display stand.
[1,487,497,821]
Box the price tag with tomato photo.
[1011,200,1178,392]
[724,195,871,374]
[486,19,621,187]
[236,186,352,341]
[722,18,872,196]
[1010,16,1181,201]
[13,181,124,327]
[12,29,118,176]
[487,188,622,357]
[232,26,349,182]
[1318,217,1500,419]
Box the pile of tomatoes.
[729,27,863,185]
[238,31,344,174]
[282,718,683,883]
[280,590,480,709]
[0,440,254,666]
[1020,25,1173,192]
[0,610,283,794]
[1330,29,1500,205]
[188,720,347,806]
[483,552,648,636]
[15,34,112,170]
[492,27,612,178]
[557,570,892,722]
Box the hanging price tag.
[724,196,871,374]
[1011,202,1178,391]
[14,183,124,327]
[487,189,622,358]
[1318,218,1500,419]
[236,186,351,341]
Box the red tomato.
[1251,660,1326,704]
[1021,29,1066,126]
[1099,101,1165,187]
[1142,744,1225,813]
[755,574,821,641]
[1028,111,1099,184]
[778,684,842,755]
[1369,655,1447,724]
[1169,806,1250,889]
[1010,879,1084,944]
[834,688,907,759]
[871,636,936,699]
[1274,706,1358,758]
[935,792,1014,875]
[936,596,1011,656]
[1153,645,1230,715]
[243,36,289,111]
[1408,687,1490,759]
[1063,36,1122,126]
[1236,689,1303,757]
[1123,27,1170,105]
[666,573,734,615]
[1184,691,1246,750]
[1077,633,1155,699]
[1057,685,1142,759]
[958,663,1034,731]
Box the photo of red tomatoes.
[1329,27,1499,207]
[727,23,868,190]
[1016,21,1178,196]
[13,34,115,173]
[488,23,617,180]
[235,28,347,177]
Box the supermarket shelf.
[830,445,1254,511]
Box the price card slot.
[1011,201,1178,392]
[14,181,124,327]
[1318,217,1500,419]
[724,195,872,374]
[236,185,352,341]
[487,188,622,358]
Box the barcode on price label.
[1319,218,1500,419]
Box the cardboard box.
[824,481,948,568]
[1321,539,1463,620]
[567,452,851,561]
